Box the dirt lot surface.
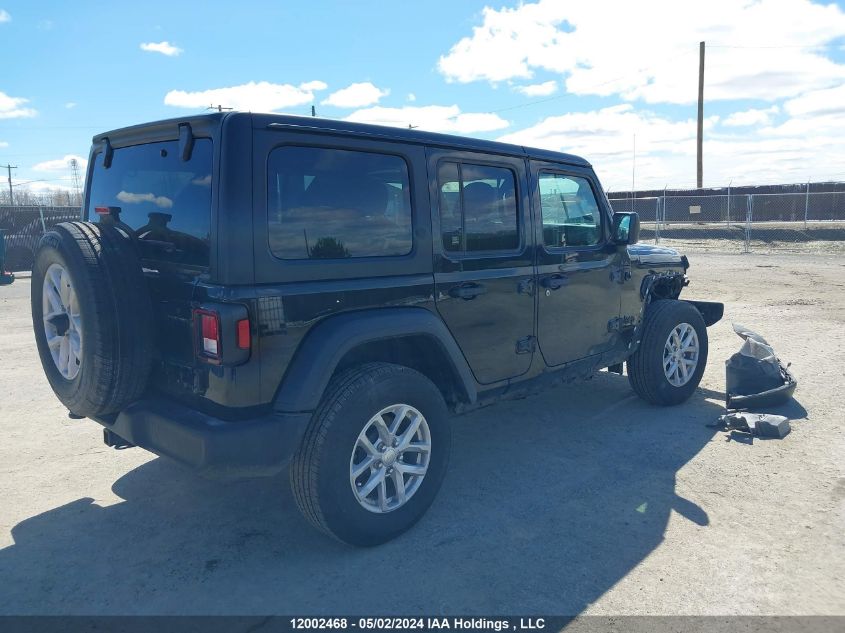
[1,253,843,615]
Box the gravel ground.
[0,253,843,616]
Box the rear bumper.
[92,398,312,479]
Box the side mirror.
[612,212,640,245]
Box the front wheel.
[290,363,451,546]
[627,300,708,406]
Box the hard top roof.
[93,111,591,168]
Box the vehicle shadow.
[1,373,728,615]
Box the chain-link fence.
[608,191,845,253]
[0,206,83,272]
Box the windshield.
[86,138,212,268]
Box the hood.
[627,243,687,269]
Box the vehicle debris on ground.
[726,323,797,410]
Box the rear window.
[86,139,212,268]
[267,146,413,260]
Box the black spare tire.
[31,221,155,417]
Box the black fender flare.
[682,299,724,327]
[273,307,478,412]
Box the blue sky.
[3,0,845,196]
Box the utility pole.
[697,41,705,189]
[4,164,16,206]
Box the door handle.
[449,283,486,300]
[541,274,568,290]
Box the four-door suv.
[31,112,722,545]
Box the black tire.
[291,362,451,546]
[31,221,155,418]
[627,299,708,406]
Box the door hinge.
[516,335,536,354]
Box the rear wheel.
[627,300,708,406]
[291,363,450,546]
[31,221,154,417]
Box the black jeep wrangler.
[31,113,722,546]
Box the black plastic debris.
[712,412,791,439]
[725,323,797,410]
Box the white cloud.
[514,80,557,97]
[438,0,845,105]
[117,190,173,209]
[299,80,328,91]
[164,80,326,111]
[140,41,183,57]
[407,93,416,102]
[64,102,76,109]
[32,155,88,172]
[498,101,845,189]
[322,82,389,108]
[345,104,509,134]
[0,91,36,119]
[0,141,8,148]
[784,83,845,117]
[0,9,10,23]
[723,106,780,127]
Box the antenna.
[206,104,233,113]
[631,133,636,212]
[69,158,82,205]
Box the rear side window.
[267,146,413,260]
[437,161,519,253]
[538,172,602,247]
[86,139,212,268]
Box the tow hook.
[103,428,134,449]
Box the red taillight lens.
[194,309,221,360]
[94,206,110,215]
[236,318,250,350]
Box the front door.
[430,150,535,385]
[531,162,622,366]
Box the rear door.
[429,149,535,385]
[530,162,622,366]
[85,136,215,377]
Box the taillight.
[194,309,221,362]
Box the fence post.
[655,198,660,244]
[726,182,731,227]
[744,195,752,253]
[804,180,810,230]
[38,207,47,233]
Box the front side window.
[438,161,519,253]
[87,139,212,268]
[267,146,413,260]
[539,173,602,247]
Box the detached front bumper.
[92,398,312,479]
